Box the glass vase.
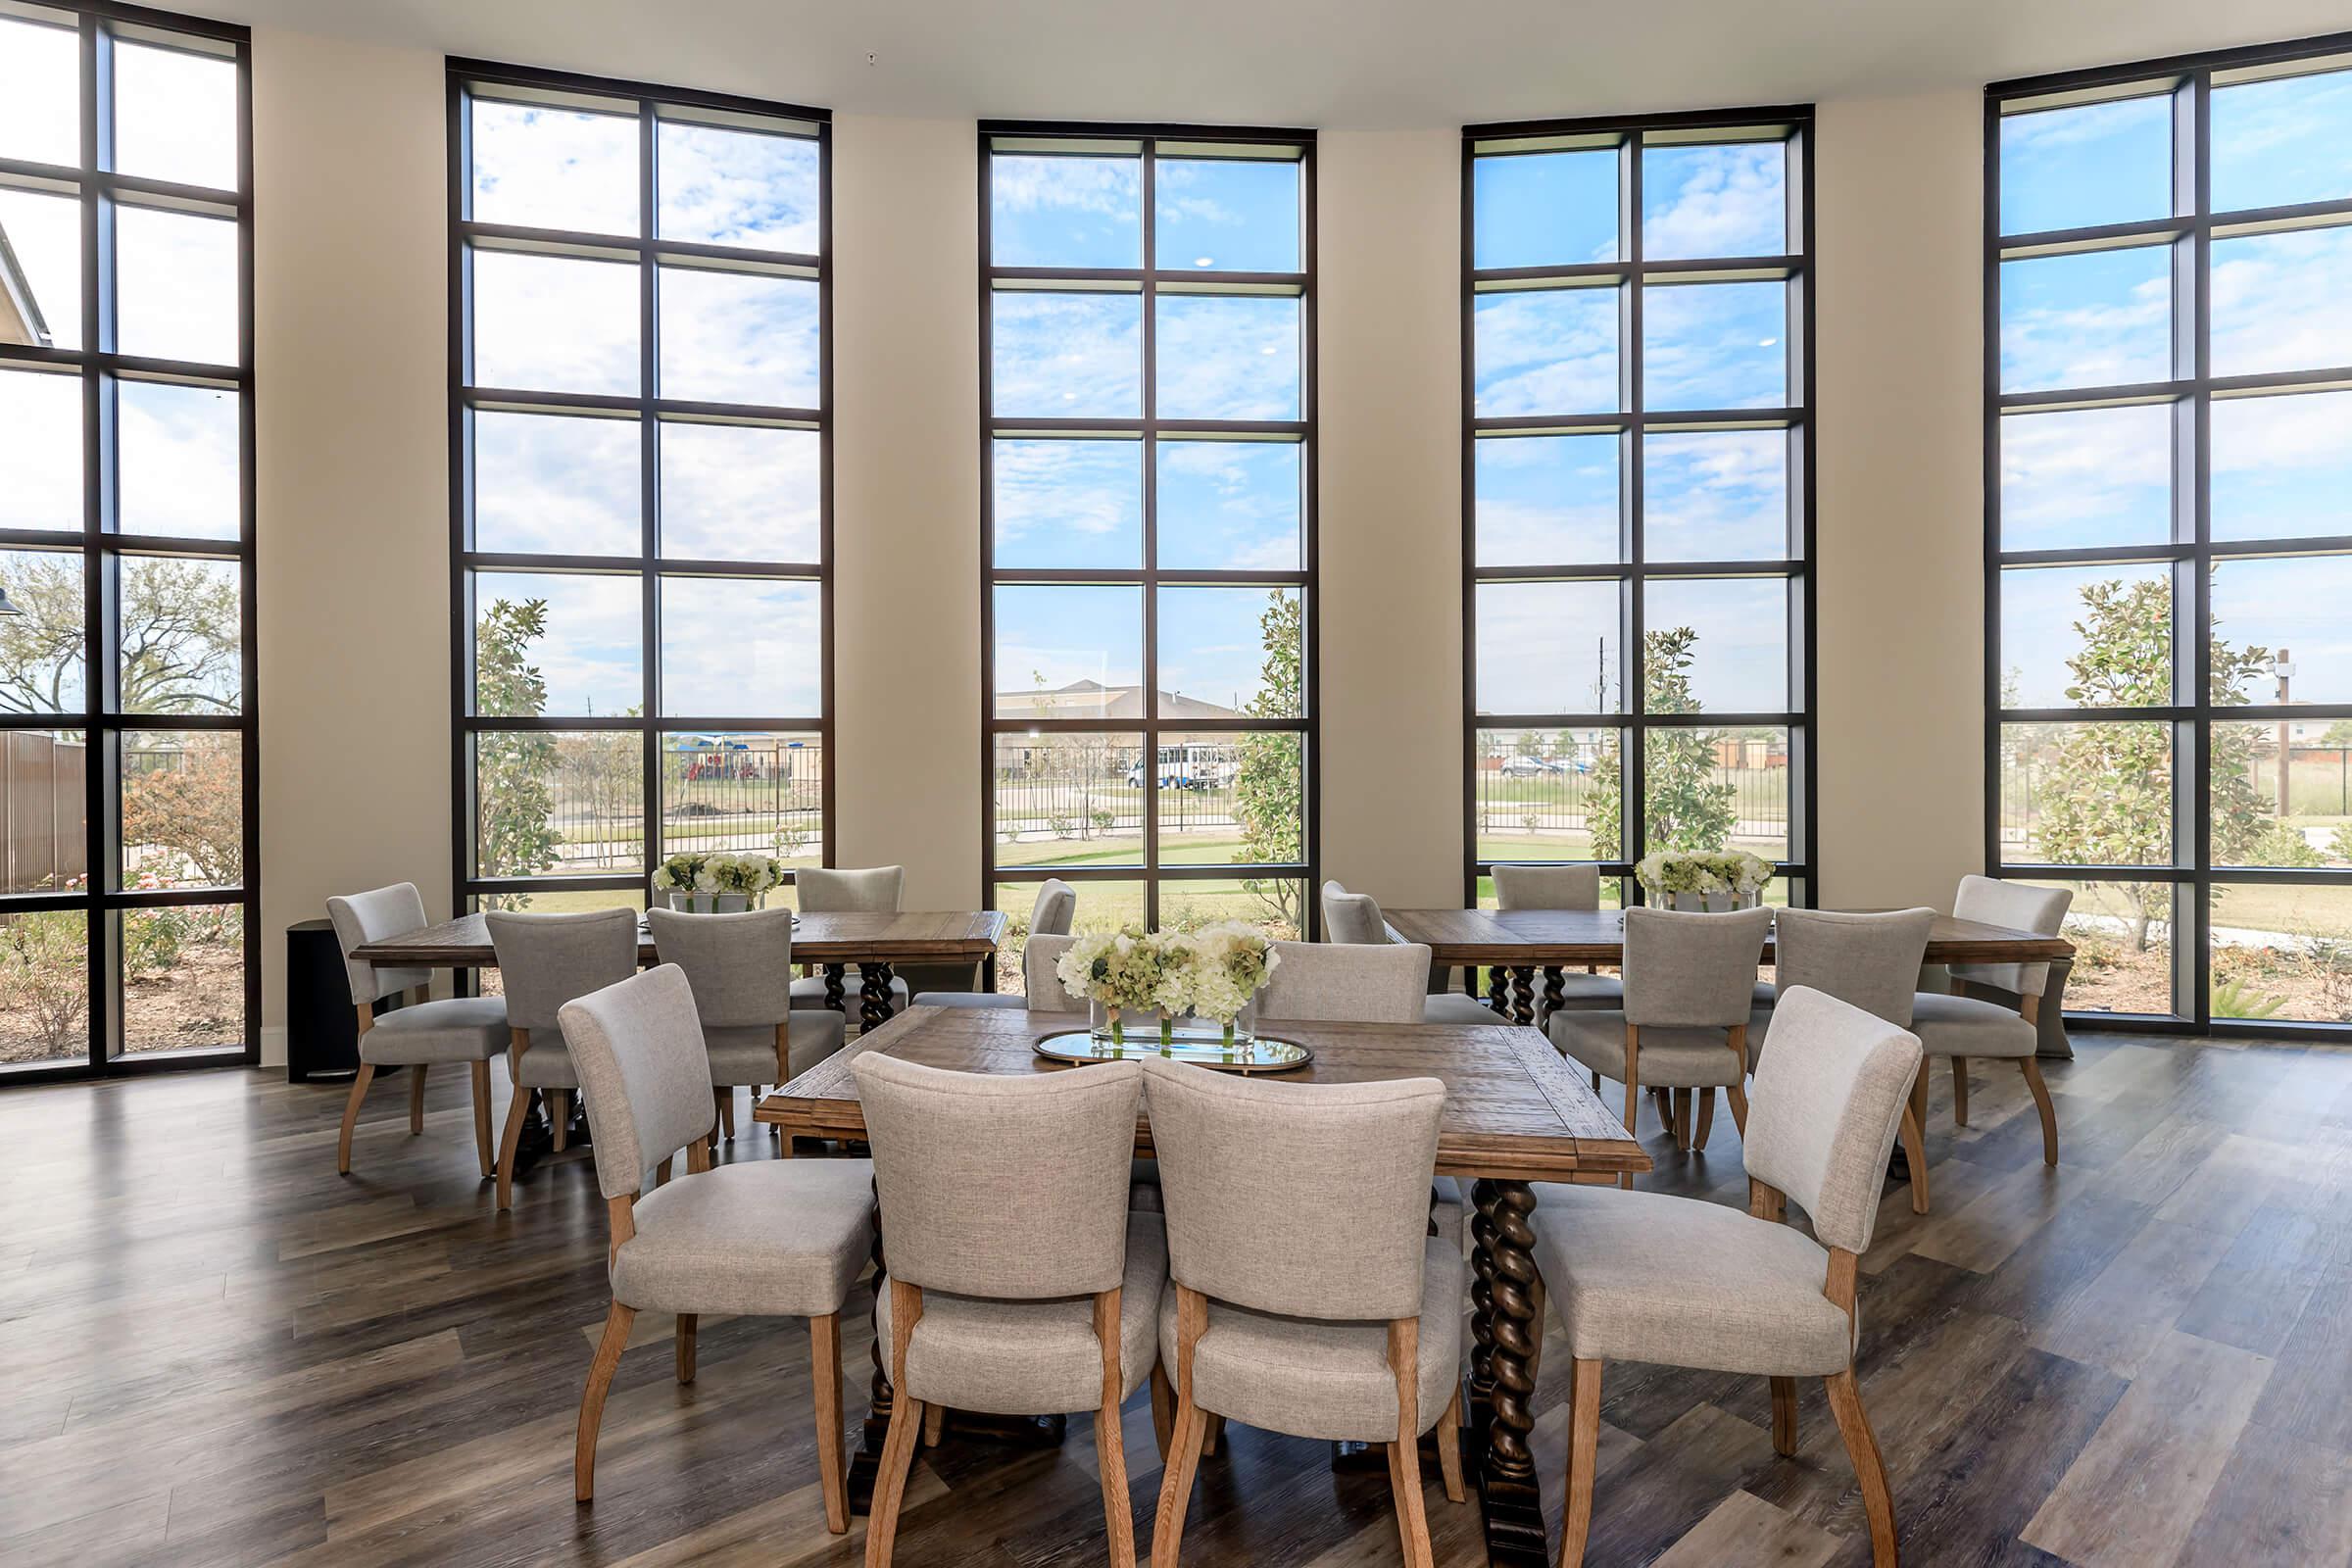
[1089,999,1126,1054]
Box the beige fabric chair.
[854,1053,1163,1568]
[923,882,1080,1010]
[1492,862,1622,1018]
[326,883,508,1178]
[485,907,640,1210]
[1910,876,2072,1185]
[1259,938,1435,1024]
[561,965,874,1535]
[788,864,918,1015]
[1530,985,1921,1566]
[1143,1056,1462,1568]
[647,906,849,1138]
[1317,881,1496,1025]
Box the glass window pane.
[1154,294,1299,420]
[118,902,241,1056]
[468,98,638,236]
[1156,439,1299,571]
[991,291,1141,418]
[473,411,639,557]
[660,731,824,864]
[2005,877,2178,1015]
[1157,586,1299,717]
[2212,69,2352,214]
[1154,158,1299,272]
[1642,430,1787,562]
[1999,563,2172,710]
[470,250,639,396]
[2210,883,2352,1023]
[992,733,1145,867]
[660,267,817,408]
[1475,726,1621,863]
[2212,556,2352,706]
[1645,725,1789,861]
[1162,876,1305,941]
[660,422,818,562]
[1472,151,1618,270]
[2000,404,2174,552]
[657,121,818,252]
[470,570,640,717]
[1997,96,2174,236]
[114,40,237,191]
[115,206,237,366]
[2209,225,2352,380]
[118,380,239,540]
[0,186,81,350]
[990,154,1141,270]
[1642,577,1788,712]
[1642,281,1787,411]
[659,575,819,716]
[2210,722,2352,870]
[0,16,78,169]
[0,908,87,1070]
[0,550,85,715]
[1642,142,1786,260]
[993,877,1147,988]
[1155,728,1299,866]
[1472,287,1619,417]
[994,438,1141,570]
[1999,246,2174,393]
[1998,720,2174,865]
[992,585,1142,716]
[471,729,644,877]
[1476,434,1619,567]
[2212,391,2352,543]
[121,556,239,714]
[0,369,81,531]
[1475,580,1619,713]
[121,728,240,887]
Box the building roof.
[994,678,1242,721]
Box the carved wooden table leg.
[1473,1178,1548,1566]
[858,962,895,1034]
[849,1183,889,1513]
[1508,966,1537,1026]
[822,962,847,1013]
[1487,964,1510,1016]
[1541,966,1565,1029]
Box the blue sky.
[988,151,1302,272]
[991,437,1299,571]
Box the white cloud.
[1155,296,1298,420]
[994,439,1137,548]
[0,370,81,531]
[114,41,236,190]
[1473,289,1618,416]
[1477,581,1620,713]
[992,292,1140,416]
[0,17,77,169]
[2210,225,2352,378]
[470,101,639,236]
[1642,145,1785,260]
[2000,404,2169,548]
[661,577,820,715]
[471,250,639,395]
[657,122,819,253]
[661,423,820,561]
[658,267,818,408]
[119,382,238,539]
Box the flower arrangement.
[1054,924,1279,1049]
[1185,922,1280,1043]
[652,851,782,910]
[1633,849,1774,911]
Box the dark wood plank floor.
[3,1033,2349,1566]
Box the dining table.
[755,1002,1648,1568]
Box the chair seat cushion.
[1430,1176,1469,1255]
[1550,972,1625,1010]
[1908,992,2036,1058]
[1529,1183,1854,1377]
[1547,1010,1746,1090]
[612,1157,875,1319]
[1423,992,1506,1026]
[1129,1156,1162,1212]
[1751,980,1777,1008]
[878,1212,1166,1415]
[789,973,911,1009]
[359,996,509,1065]
[919,992,1029,1011]
[1158,1238,1462,1444]
[705,1010,847,1086]
[514,1038,578,1088]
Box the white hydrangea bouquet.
[1186,922,1280,1046]
[1633,849,1774,912]
[653,850,782,912]
[1055,924,1277,1051]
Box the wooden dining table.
[756,1003,1647,1568]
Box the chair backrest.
[325,882,431,1004]
[1319,879,1388,945]
[1771,907,1936,1028]
[486,907,641,1036]
[1621,906,1773,1029]
[1742,986,1923,1255]
[1950,875,2072,997]
[1023,932,1082,1012]
[1029,878,1077,937]
[1257,939,1431,1023]
[1494,863,1600,911]
[853,1053,1141,1299]
[797,864,905,913]
[1142,1056,1444,1321]
[647,906,793,1029]
[559,965,718,1200]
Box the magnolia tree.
[474,598,564,901]
[1233,590,1305,936]
[1589,626,1737,861]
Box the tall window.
[1463,110,1815,907]
[980,125,1316,973]
[449,62,830,921]
[1988,34,2352,1031]
[0,2,254,1079]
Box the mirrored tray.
[1032,1031,1312,1074]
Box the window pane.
[0,549,85,714]
[472,411,639,557]
[0,186,81,350]
[1156,728,1299,866]
[471,729,644,877]
[0,729,84,892]
[993,584,1142,715]
[468,98,638,236]
[0,16,78,169]
[1155,294,1299,420]
[2000,563,2172,710]
[1473,287,1619,417]
[660,267,817,408]
[1643,578,1788,712]
[660,422,818,562]
[1645,725,1788,861]
[2000,404,2173,552]
[1998,720,2174,865]
[1154,158,1299,272]
[659,575,819,716]
[2209,225,2352,380]
[1472,151,1618,270]
[1162,876,1305,941]
[992,291,1141,418]
[1475,726,1620,863]
[993,877,1145,987]
[1642,142,1786,260]
[1997,96,2174,236]
[992,733,1145,867]
[2210,882,2352,1023]
[470,250,639,396]
[1999,246,2173,393]
[2211,722,2352,870]
[1476,434,1619,567]
[0,369,81,531]
[994,439,1141,570]
[118,380,239,540]
[118,902,241,1056]
[1642,430,1787,562]
[121,556,239,714]
[2212,391,2352,543]
[991,154,1141,269]
[114,40,237,191]
[661,731,824,863]
[470,570,640,717]
[2211,556,2352,706]
[2006,877,2178,1015]
[121,728,240,887]
[2212,69,2352,214]
[1156,439,1299,571]
[1475,580,1619,713]
[1157,586,1298,717]
[0,909,87,1070]
[1642,281,1786,410]
[116,206,237,366]
[657,122,818,252]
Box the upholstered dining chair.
[486,907,640,1210]
[1493,862,1621,1020]
[326,883,507,1178]
[1143,1056,1463,1568]
[1909,876,2072,1186]
[647,906,848,1135]
[1549,906,1772,1178]
[560,965,875,1532]
[1319,880,1497,1025]
[854,1054,1165,1568]
[920,882,1078,1010]
[1529,986,1920,1567]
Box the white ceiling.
[220,0,2351,127]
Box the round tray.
[1031,1031,1311,1073]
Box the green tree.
[0,554,240,715]
[1589,626,1736,860]
[473,599,563,899]
[1233,590,1303,936]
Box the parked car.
[1498,755,1562,778]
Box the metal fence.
[1471,735,1788,846]
[992,738,1258,852]
[2003,741,2352,854]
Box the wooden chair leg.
[922,1402,945,1448]
[1693,1088,1716,1151]
[1950,1056,1970,1126]
[2021,1056,2058,1166]
[1727,1083,1749,1139]
[1561,1357,1601,1568]
[675,1314,697,1384]
[1672,1089,1693,1152]
[468,1059,494,1178]
[495,1083,532,1212]
[1095,1289,1136,1568]
[1825,1368,1898,1566]
[866,1280,925,1568]
[549,1088,569,1152]
[335,1063,374,1175]
[1770,1375,1798,1456]
[1387,1317,1432,1568]
[1201,1413,1224,1456]
[1899,1105,1929,1214]
[1620,1026,1642,1190]
[811,1312,847,1533]
[575,1299,636,1502]
[1152,1286,1210,1568]
[1150,1361,1175,1460]
[1435,1385,1465,1504]
[408,1064,428,1135]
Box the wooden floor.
[2,1032,2349,1567]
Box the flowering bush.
[1634,849,1773,899]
